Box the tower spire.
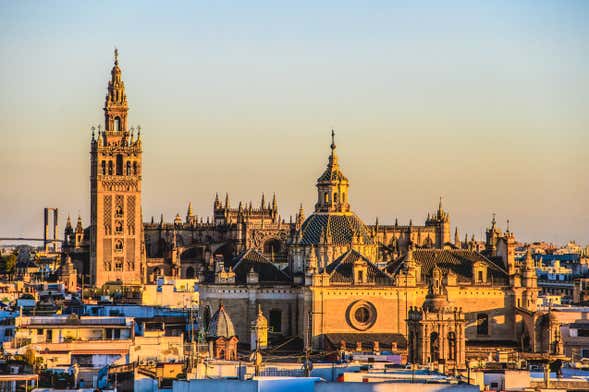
[104,48,128,133]
[331,129,336,151]
[329,129,338,166]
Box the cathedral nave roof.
[386,249,508,285]
[325,249,393,285]
[232,248,291,284]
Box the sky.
[0,1,587,245]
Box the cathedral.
[63,51,561,368]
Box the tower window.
[133,162,138,175]
[116,154,123,176]
[334,192,338,203]
[126,161,131,175]
[115,240,123,253]
[478,270,483,282]
[114,258,123,271]
[115,221,123,234]
[357,270,364,283]
[114,117,121,131]
[108,161,113,175]
[323,193,328,204]
[101,161,106,175]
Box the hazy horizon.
[1,1,587,245]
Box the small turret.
[186,201,195,224]
[454,227,460,248]
[296,203,305,228]
[214,193,221,210]
[314,130,350,213]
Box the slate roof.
[299,213,374,246]
[232,248,291,284]
[207,304,236,338]
[325,249,394,285]
[386,249,509,285]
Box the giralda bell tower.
[90,49,145,287]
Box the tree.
[0,254,17,276]
[4,254,17,275]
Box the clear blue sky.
[0,1,587,245]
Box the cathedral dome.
[299,212,374,246]
[207,304,236,339]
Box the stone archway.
[263,238,282,262]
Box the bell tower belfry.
[90,49,145,287]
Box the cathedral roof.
[325,249,393,285]
[387,249,508,284]
[299,213,374,246]
[232,248,290,284]
[207,303,236,339]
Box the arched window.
[263,239,282,262]
[477,313,489,336]
[323,193,328,204]
[430,332,440,362]
[115,221,123,234]
[116,154,123,176]
[115,205,123,218]
[108,161,113,175]
[114,117,121,131]
[101,161,106,175]
[114,240,123,253]
[448,332,456,360]
[478,270,483,282]
[342,192,346,203]
[186,266,195,279]
[133,162,138,175]
[126,161,131,175]
[269,309,282,334]
[334,192,338,203]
